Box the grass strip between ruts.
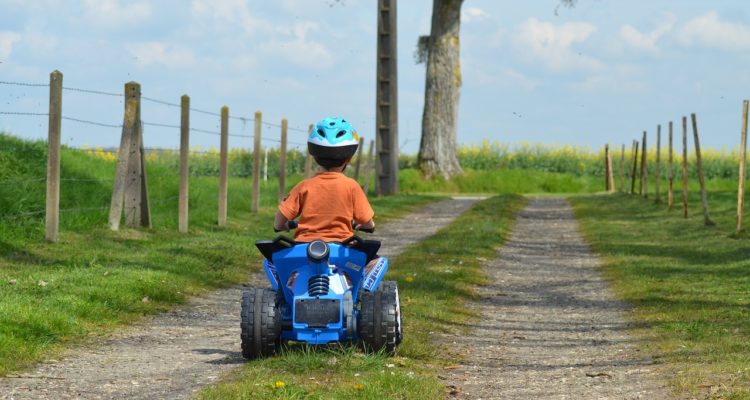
[571,191,750,400]
[198,194,526,400]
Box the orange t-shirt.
[279,172,375,242]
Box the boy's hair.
[314,156,347,169]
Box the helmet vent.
[316,129,325,137]
[329,122,336,126]
[336,130,347,138]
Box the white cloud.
[514,18,602,71]
[575,64,647,93]
[83,0,152,28]
[0,31,22,60]
[125,42,196,69]
[462,7,489,23]
[678,11,750,51]
[260,22,332,69]
[619,13,676,53]
[190,0,271,35]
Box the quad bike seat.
[256,235,380,263]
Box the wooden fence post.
[608,147,615,192]
[279,118,288,200]
[263,147,269,182]
[604,144,609,191]
[363,139,375,194]
[354,137,365,182]
[252,111,262,213]
[691,113,714,226]
[45,70,62,243]
[109,82,149,230]
[304,123,314,179]
[179,95,190,233]
[640,131,648,197]
[218,106,229,227]
[737,100,749,233]
[631,140,639,194]
[655,125,662,203]
[619,144,625,192]
[668,121,674,210]
[682,116,689,218]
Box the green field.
[572,191,750,399]
[4,132,750,399]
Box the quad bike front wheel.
[240,287,281,359]
[358,281,402,354]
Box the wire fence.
[0,74,377,238]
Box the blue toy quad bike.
[240,226,402,359]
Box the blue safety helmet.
[308,117,359,167]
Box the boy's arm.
[354,219,375,230]
[274,211,293,232]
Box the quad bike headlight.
[307,240,330,261]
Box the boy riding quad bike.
[240,117,402,359]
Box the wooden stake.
[668,121,674,210]
[278,118,288,200]
[178,95,190,233]
[252,111,262,213]
[353,137,365,182]
[682,116,689,218]
[631,140,639,194]
[691,113,713,226]
[263,147,269,182]
[218,106,229,227]
[363,139,375,194]
[608,149,615,192]
[737,101,749,233]
[304,123,313,179]
[655,125,661,203]
[640,131,648,197]
[109,82,146,231]
[45,70,62,243]
[604,144,610,191]
[619,144,625,193]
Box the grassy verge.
[571,191,750,399]
[0,135,440,375]
[198,194,526,400]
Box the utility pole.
[376,0,399,195]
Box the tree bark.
[418,0,464,179]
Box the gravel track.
[0,198,479,400]
[443,197,671,400]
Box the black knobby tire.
[358,280,401,355]
[240,287,281,359]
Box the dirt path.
[444,198,671,400]
[0,198,479,400]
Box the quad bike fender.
[263,259,280,291]
[362,257,388,292]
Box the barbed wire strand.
[0,111,48,117]
[61,116,122,129]
[0,177,46,186]
[0,80,48,87]
[63,86,123,97]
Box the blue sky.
[1,0,750,154]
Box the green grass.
[0,134,440,376]
[571,190,750,399]
[399,168,603,194]
[198,194,526,400]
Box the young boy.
[274,117,375,242]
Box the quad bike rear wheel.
[240,287,281,359]
[358,281,402,354]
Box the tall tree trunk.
[418,0,464,179]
